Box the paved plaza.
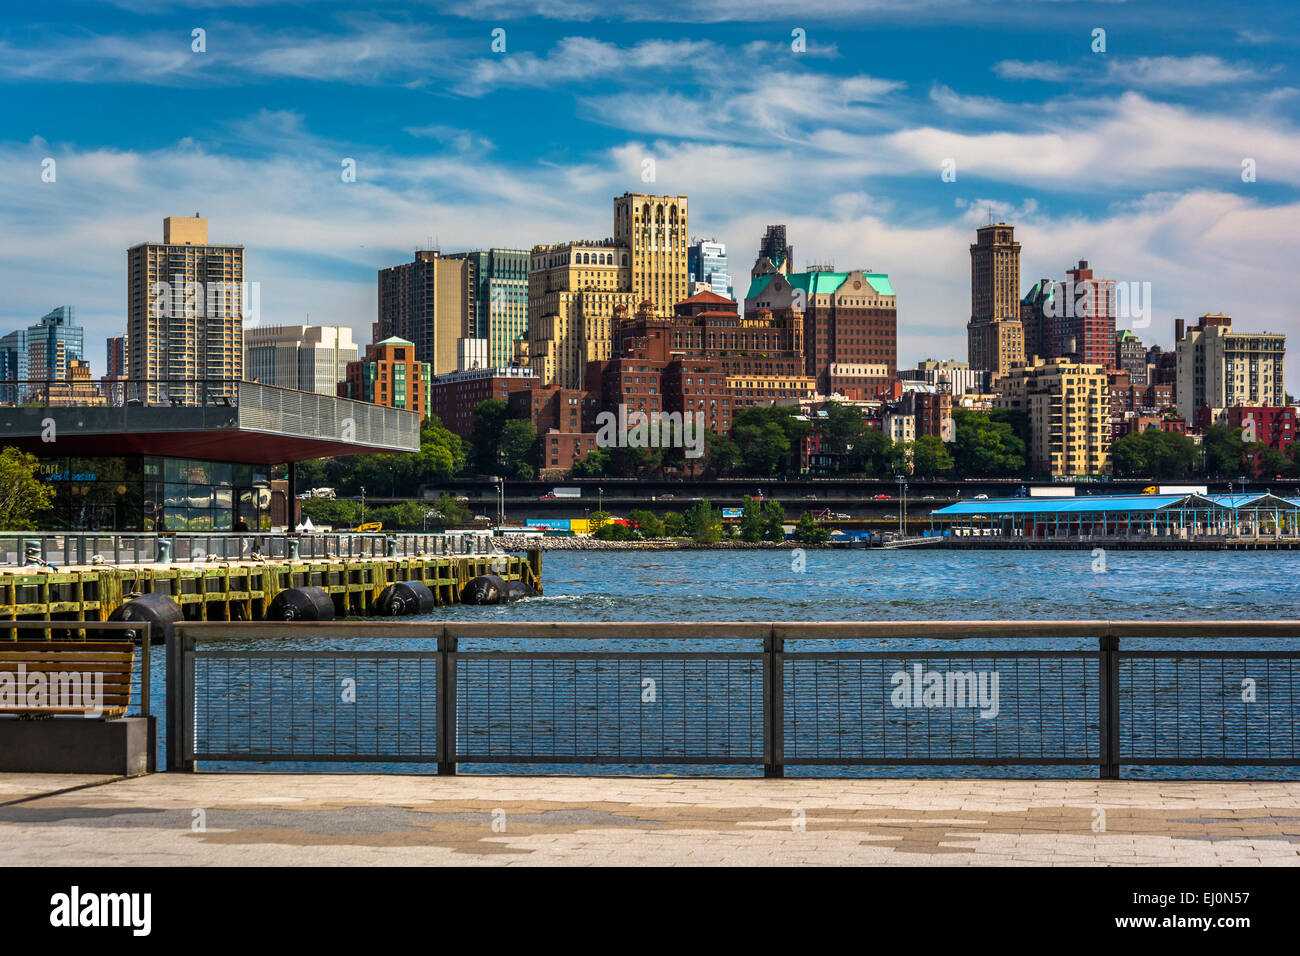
[3,773,1299,865]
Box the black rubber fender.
[266,585,335,621]
[374,580,437,616]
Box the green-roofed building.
[743,261,897,396]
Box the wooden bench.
[0,641,135,718]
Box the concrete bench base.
[0,716,154,776]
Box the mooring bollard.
[288,538,300,559]
[157,538,172,563]
[387,536,398,558]
[23,539,41,566]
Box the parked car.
[872,493,891,500]
[974,493,989,500]
[539,493,558,499]
[658,494,675,500]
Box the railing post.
[765,627,784,778]
[438,628,457,775]
[166,627,195,771]
[1098,631,1120,779]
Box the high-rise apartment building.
[995,357,1111,476]
[340,336,431,418]
[1116,330,1147,386]
[526,193,689,390]
[127,216,244,404]
[967,223,1023,379]
[245,325,359,395]
[688,239,733,298]
[375,250,474,377]
[1175,313,1286,421]
[1052,260,1116,369]
[445,249,529,368]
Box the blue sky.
[3,0,1299,382]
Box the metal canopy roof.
[931,492,1300,517]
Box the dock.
[0,533,542,626]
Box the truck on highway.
[1028,487,1075,497]
[541,487,582,499]
[1157,484,1209,496]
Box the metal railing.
[166,620,1300,777]
[0,378,420,453]
[0,531,497,566]
[3,620,151,717]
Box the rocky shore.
[493,535,816,552]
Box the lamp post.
[496,479,505,527]
[598,486,604,512]
[896,475,907,535]
[359,486,366,525]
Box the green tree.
[662,511,686,537]
[847,428,904,476]
[571,446,611,477]
[1112,429,1197,479]
[500,419,538,478]
[793,511,831,544]
[951,409,1027,477]
[299,498,363,528]
[684,499,722,544]
[467,398,511,475]
[738,495,766,542]
[761,499,787,541]
[909,435,955,478]
[1202,424,1247,478]
[0,447,54,529]
[627,508,665,538]
[594,520,636,541]
[424,493,471,528]
[703,431,743,476]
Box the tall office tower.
[1,306,84,383]
[106,336,126,378]
[966,223,1024,380]
[1175,313,1286,421]
[445,249,529,367]
[688,239,733,298]
[244,325,359,395]
[375,250,475,377]
[127,216,244,404]
[102,335,128,404]
[526,193,689,390]
[613,192,690,311]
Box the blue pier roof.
[931,493,1299,517]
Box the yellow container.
[571,518,591,535]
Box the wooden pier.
[0,550,543,628]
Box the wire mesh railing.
[167,621,1300,778]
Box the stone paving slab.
[0,773,120,805]
[1,773,1298,866]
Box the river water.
[152,549,1300,779]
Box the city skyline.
[2,1,1297,381]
